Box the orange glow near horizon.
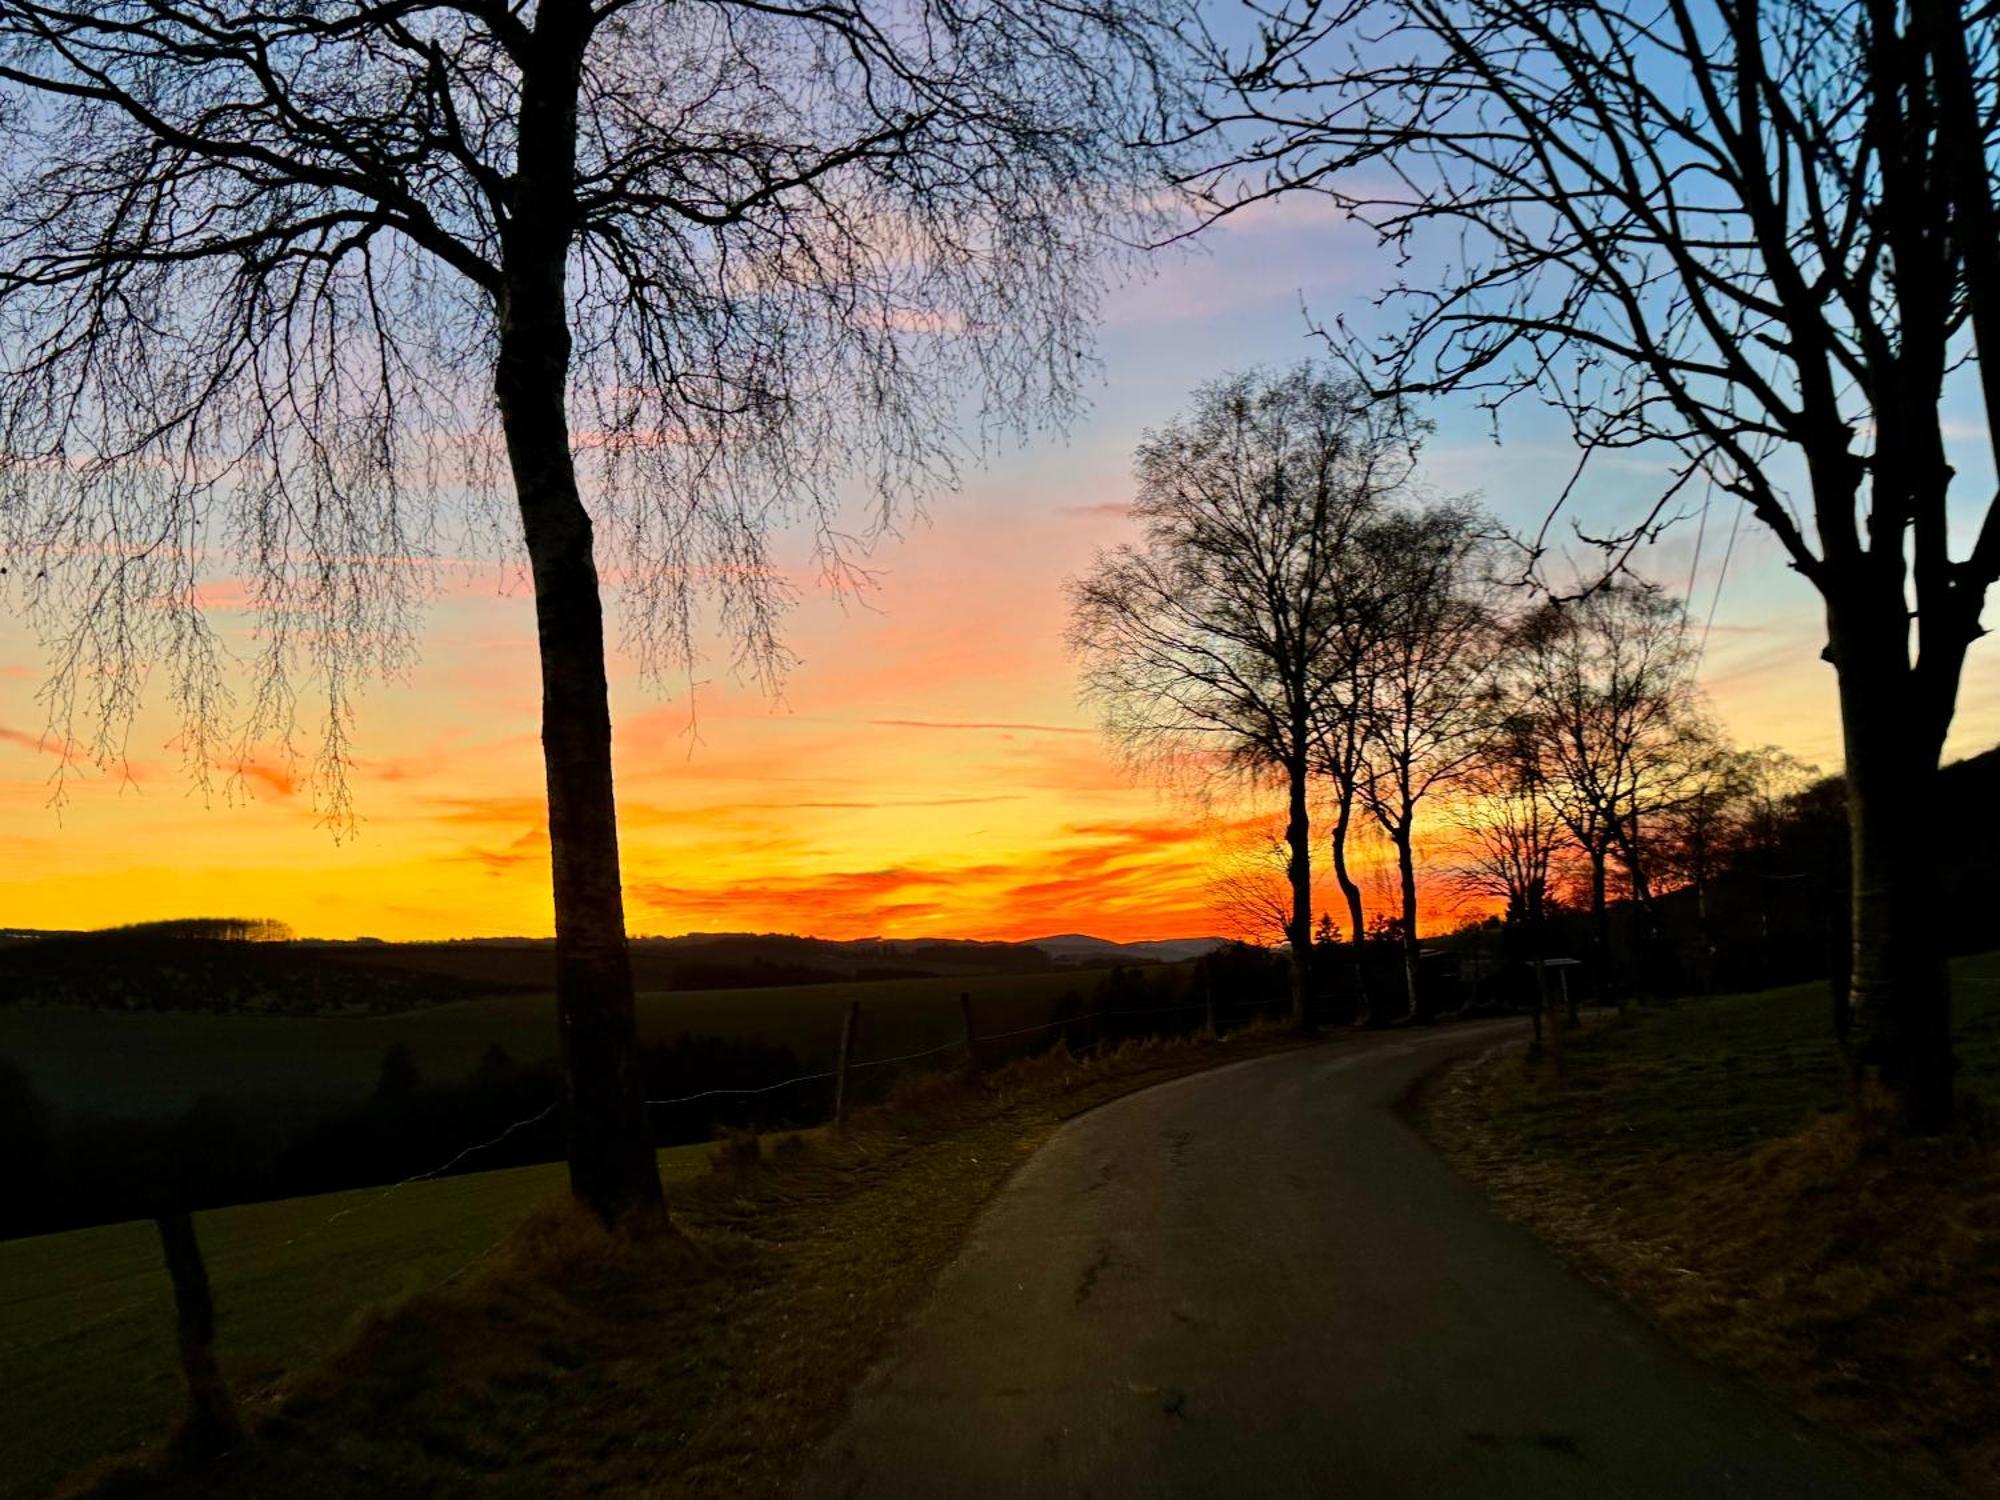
[0,493,1493,946]
[3,199,1994,946]
[7,473,1957,946]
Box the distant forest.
[1447,743,2000,1009]
[0,928,1083,1015]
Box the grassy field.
[1,968,1119,1124]
[1488,950,2000,1162]
[1419,950,2000,1495]
[17,1025,1314,1500]
[0,1138,736,1500]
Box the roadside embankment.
[1414,953,2000,1497]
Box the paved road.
[803,1023,1919,1499]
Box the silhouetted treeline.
[0,929,1081,1016]
[0,961,1294,1240]
[1443,744,2000,1007]
[0,1032,811,1239]
[0,933,531,1015]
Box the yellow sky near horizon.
[8,470,1990,945]
[3,198,1996,945]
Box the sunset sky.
[3,199,1996,944]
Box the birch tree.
[1069,367,1415,1027]
[0,0,1190,1222]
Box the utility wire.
[1700,499,1745,656]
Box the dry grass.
[1418,961,2000,1498]
[68,1025,1305,1500]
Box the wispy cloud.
[869,718,1094,736]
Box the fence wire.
[14,987,1294,1322]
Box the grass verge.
[1414,952,2000,1497]
[2,1141,735,1500]
[63,1023,1311,1499]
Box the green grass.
[0,967,1149,1495]
[57,1025,1316,1500]
[1505,951,2000,1167]
[0,968,1116,1125]
[0,1139,739,1500]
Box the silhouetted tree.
[1503,587,1711,999]
[1068,367,1419,1027]
[1207,826,1299,947]
[1453,716,1568,945]
[1304,489,1402,1010]
[1352,499,1498,1018]
[1655,745,1816,991]
[1200,0,1998,1126]
[0,0,1191,1219]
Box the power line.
[1700,499,1746,656]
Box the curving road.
[803,1023,1920,1499]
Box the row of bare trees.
[1455,599,1819,994]
[1,0,1989,1229]
[1181,0,1998,1130]
[1070,365,1795,1026]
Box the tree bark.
[496,25,663,1225]
[1328,783,1370,1022]
[154,1212,241,1456]
[1829,594,1956,1130]
[1393,824,1421,1021]
[1284,748,1315,1032]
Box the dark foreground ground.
[805,1025,1921,1499]
[1420,954,2000,1497]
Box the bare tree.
[1312,657,1374,994]
[1352,498,1498,1019]
[1305,498,1396,1010]
[1503,587,1711,1000]
[1207,824,1301,946]
[1453,715,1569,934]
[1200,0,1998,1126]
[1068,366,1416,1027]
[1453,710,1570,1037]
[0,0,1188,1222]
[1653,743,1816,991]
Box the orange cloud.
[869,718,1095,736]
[0,725,55,757]
[228,760,302,799]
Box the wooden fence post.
[959,991,980,1074]
[1549,969,1567,1083]
[154,1211,241,1455]
[833,1001,859,1131]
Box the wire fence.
[321,992,1282,1232]
[4,984,1304,1385]
[291,969,2000,1249]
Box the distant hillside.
[1026,933,1229,965]
[0,930,524,1016]
[0,925,1228,1015]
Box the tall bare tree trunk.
[1393,825,1421,1021]
[1615,815,1665,998]
[154,1211,240,1456]
[1284,746,1314,1032]
[497,28,663,1225]
[1830,595,1956,1131]
[1329,786,1369,1021]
